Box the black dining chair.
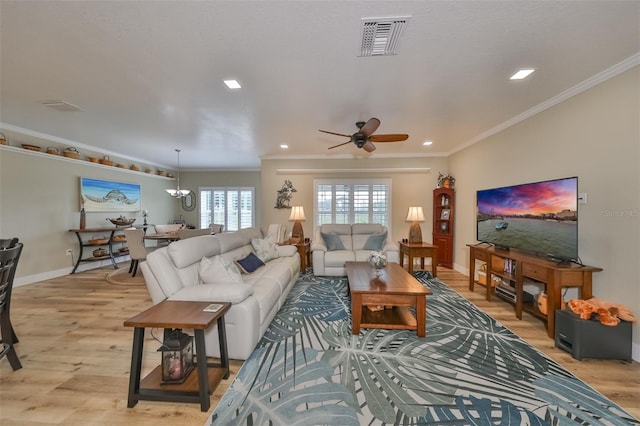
[0,242,23,371]
[0,238,20,345]
[0,238,18,250]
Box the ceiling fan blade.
[319,129,352,138]
[360,118,381,137]
[369,133,409,143]
[328,140,352,150]
[362,141,376,152]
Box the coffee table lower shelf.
[360,306,418,331]
[135,364,227,403]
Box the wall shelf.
[0,144,174,179]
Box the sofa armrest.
[383,240,399,253]
[168,282,254,304]
[276,245,297,257]
[311,239,327,252]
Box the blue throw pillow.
[234,252,265,274]
[363,231,387,251]
[321,232,345,251]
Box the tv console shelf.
[467,243,602,338]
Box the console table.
[467,243,602,338]
[68,227,128,274]
[123,300,231,412]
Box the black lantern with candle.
[158,329,194,384]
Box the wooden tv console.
[467,243,602,338]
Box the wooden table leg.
[469,255,476,292]
[194,329,210,412]
[351,294,362,335]
[217,316,230,379]
[298,245,306,270]
[407,254,414,274]
[127,327,144,408]
[416,296,426,337]
[431,252,437,278]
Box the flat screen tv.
[476,177,578,263]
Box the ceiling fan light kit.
[319,117,408,153]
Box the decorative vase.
[80,208,86,230]
[368,251,387,277]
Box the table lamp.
[289,206,306,243]
[406,206,425,243]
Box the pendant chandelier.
[166,149,190,198]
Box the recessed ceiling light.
[510,69,535,80]
[224,79,241,89]
[280,144,288,149]
[423,141,433,146]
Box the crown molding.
[276,168,430,174]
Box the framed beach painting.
[80,177,141,212]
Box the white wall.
[260,156,449,243]
[0,146,178,284]
[177,170,262,228]
[449,66,639,356]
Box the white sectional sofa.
[311,223,399,276]
[140,227,300,360]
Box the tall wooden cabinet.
[432,187,454,268]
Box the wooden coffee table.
[346,261,432,337]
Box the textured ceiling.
[1,1,638,170]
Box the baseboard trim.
[14,257,130,288]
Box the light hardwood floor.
[1,265,638,425]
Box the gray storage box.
[555,308,632,362]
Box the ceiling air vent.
[42,100,82,112]
[359,16,410,57]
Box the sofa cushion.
[251,238,279,262]
[169,282,253,304]
[325,250,355,266]
[235,252,265,274]
[363,231,388,251]
[199,255,242,284]
[168,235,221,269]
[321,232,346,251]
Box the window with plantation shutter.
[314,179,391,233]
[200,187,255,231]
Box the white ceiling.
[1,1,639,170]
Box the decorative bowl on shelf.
[88,237,108,245]
[21,144,42,152]
[63,147,80,159]
[107,216,136,227]
[92,248,108,257]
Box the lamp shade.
[289,206,305,243]
[406,206,424,243]
[289,206,306,221]
[406,206,425,222]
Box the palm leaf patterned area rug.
[210,271,638,425]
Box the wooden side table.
[284,240,311,271]
[398,241,438,277]
[123,300,231,412]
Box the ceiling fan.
[319,118,408,152]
